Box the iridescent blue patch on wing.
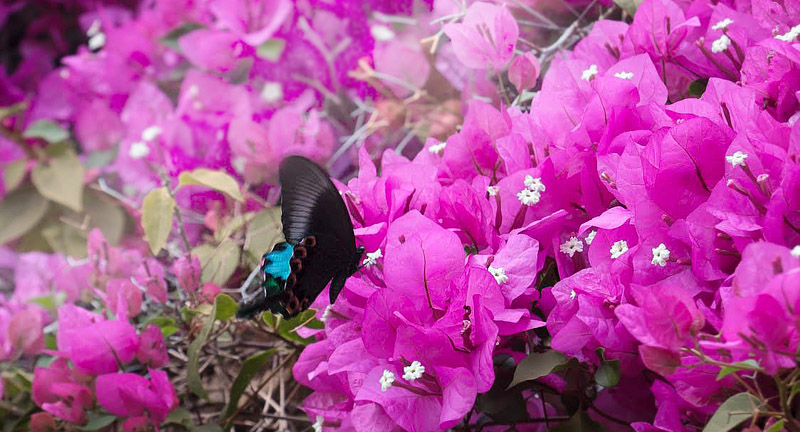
[263,241,293,281]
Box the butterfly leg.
[302,236,317,248]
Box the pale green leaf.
[159,22,205,51]
[550,411,606,432]
[0,187,49,245]
[31,148,85,211]
[613,0,643,15]
[141,187,175,255]
[195,425,224,432]
[716,359,760,380]
[23,120,69,143]
[257,39,286,62]
[41,223,88,258]
[201,239,241,286]
[702,392,763,432]
[162,407,196,429]
[244,207,283,260]
[766,420,785,432]
[79,415,117,431]
[596,359,621,388]
[188,300,217,399]
[222,349,277,423]
[2,158,26,193]
[214,293,238,321]
[507,350,568,389]
[178,168,243,202]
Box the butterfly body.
[237,156,363,320]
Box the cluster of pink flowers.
[1,0,800,430]
[291,0,800,430]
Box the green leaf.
[22,120,69,143]
[688,79,709,98]
[702,392,763,432]
[0,186,49,245]
[508,350,568,389]
[766,420,785,432]
[31,148,85,212]
[141,187,175,255]
[195,425,224,432]
[163,407,196,429]
[146,316,177,328]
[27,292,67,311]
[200,239,241,286]
[716,359,760,380]
[612,0,643,16]
[41,223,88,258]
[162,325,179,338]
[222,349,277,423]
[214,293,238,321]
[79,415,117,431]
[595,359,621,388]
[159,22,205,51]
[275,309,322,344]
[244,207,283,260]
[257,39,286,62]
[85,148,118,169]
[2,158,26,193]
[178,168,243,202]
[188,300,217,399]
[550,411,606,432]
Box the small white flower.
[614,71,634,80]
[569,290,576,300]
[86,19,102,37]
[312,415,324,432]
[581,64,598,81]
[486,185,500,196]
[403,361,425,381]
[371,24,396,41]
[189,84,200,97]
[88,33,106,51]
[428,142,446,155]
[791,245,800,258]
[141,125,162,142]
[559,236,584,257]
[610,240,629,259]
[524,175,546,193]
[585,230,597,245]
[488,266,509,284]
[726,151,748,167]
[712,18,734,30]
[232,156,247,174]
[320,305,333,322]
[517,188,541,206]
[261,81,283,103]
[129,142,150,159]
[59,69,70,79]
[775,24,800,42]
[651,243,671,267]
[711,35,732,53]
[379,370,395,391]
[363,249,382,268]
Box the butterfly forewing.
[277,156,360,312]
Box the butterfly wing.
[277,156,360,314]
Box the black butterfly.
[237,156,364,319]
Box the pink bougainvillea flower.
[105,278,143,321]
[33,358,93,424]
[137,324,168,368]
[96,369,178,426]
[443,2,518,70]
[171,254,202,293]
[56,304,139,375]
[508,52,541,91]
[30,412,57,432]
[133,258,168,304]
[178,29,247,73]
